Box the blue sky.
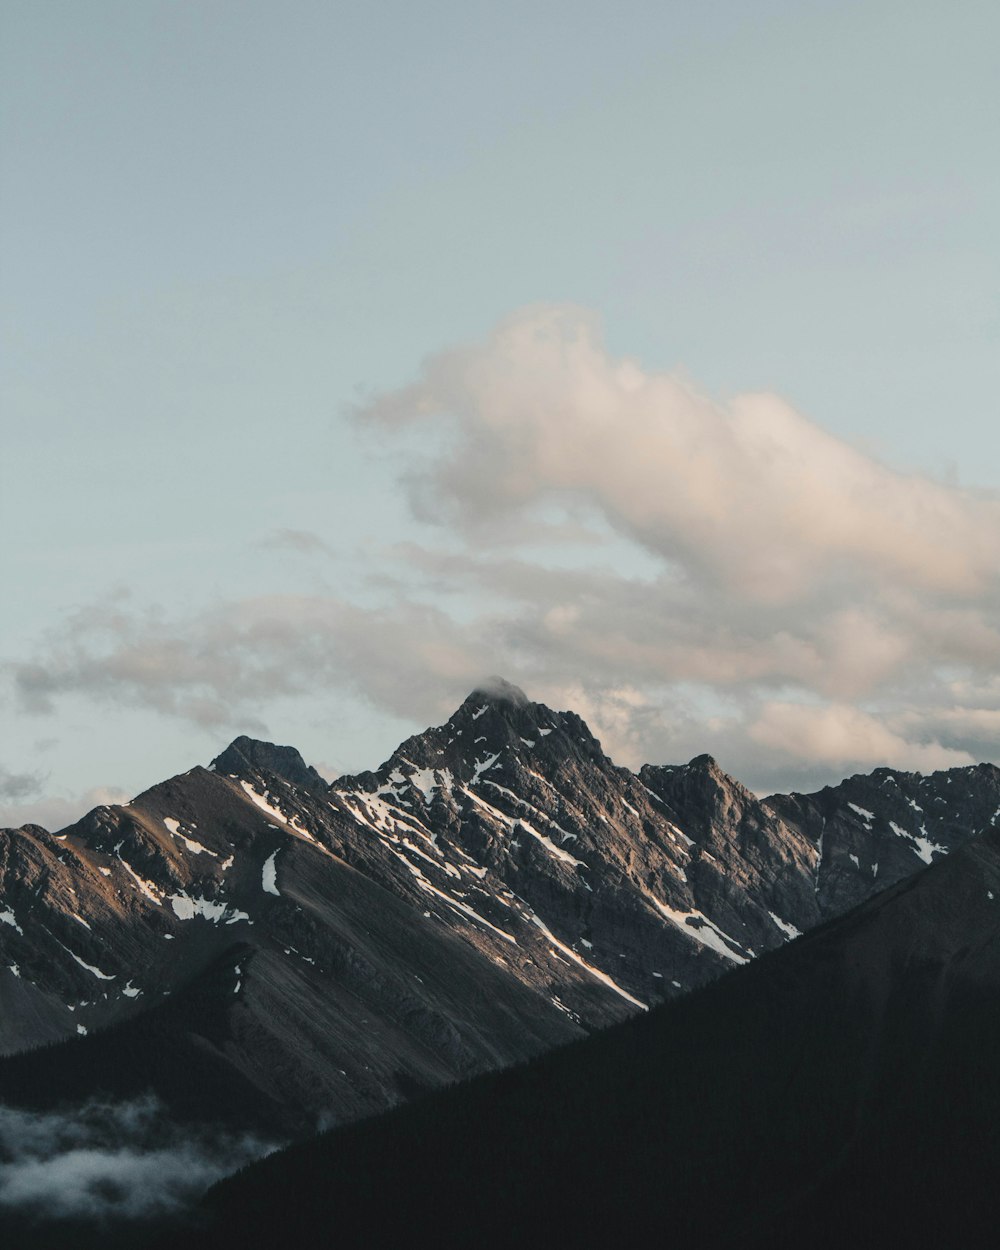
[3,0,1000,825]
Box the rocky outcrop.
[210,735,328,794]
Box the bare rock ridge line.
[1,679,999,1136]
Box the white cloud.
[748,701,974,775]
[359,304,1000,601]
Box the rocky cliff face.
[2,681,998,1136]
[765,762,1000,913]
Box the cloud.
[358,304,1000,602]
[258,528,336,557]
[0,1095,273,1222]
[10,305,1000,794]
[6,570,984,794]
[0,768,43,802]
[0,787,131,834]
[7,594,492,732]
[747,701,973,774]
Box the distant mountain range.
[3,680,1000,1243]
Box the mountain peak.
[465,677,530,709]
[210,735,328,793]
[451,679,602,754]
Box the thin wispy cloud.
[0,787,131,835]
[258,529,337,558]
[0,768,43,803]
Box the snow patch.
[526,910,646,1010]
[344,792,439,851]
[114,847,163,905]
[238,781,288,824]
[389,851,517,945]
[69,952,115,981]
[164,817,217,858]
[239,782,320,846]
[767,911,802,940]
[0,908,23,935]
[408,767,449,800]
[262,852,280,896]
[516,817,584,868]
[169,893,250,925]
[471,752,500,782]
[649,899,749,965]
[465,783,583,867]
[483,779,578,845]
[889,820,946,865]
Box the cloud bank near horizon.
[0,1096,273,1222]
[7,305,1000,797]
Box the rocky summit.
[2,681,1000,1139]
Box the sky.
[3,0,999,827]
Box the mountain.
[175,821,1000,1249]
[2,680,1000,1228]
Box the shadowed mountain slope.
[177,824,1000,1249]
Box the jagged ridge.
[2,680,998,1139]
